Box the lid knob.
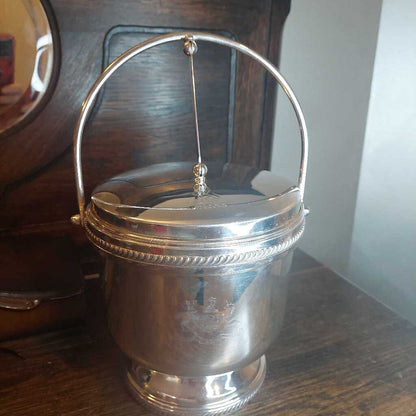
[72,32,309,226]
[193,162,209,196]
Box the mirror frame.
[0,0,61,139]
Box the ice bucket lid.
[84,162,305,266]
[72,32,309,267]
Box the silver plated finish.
[0,288,83,311]
[86,163,305,265]
[183,36,203,171]
[73,32,308,226]
[126,356,266,416]
[193,162,209,196]
[104,251,292,377]
[0,294,40,311]
[72,32,309,415]
[84,218,304,267]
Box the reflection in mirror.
[0,0,55,134]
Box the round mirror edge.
[0,0,61,140]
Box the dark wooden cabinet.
[0,0,290,338]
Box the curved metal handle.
[73,32,308,225]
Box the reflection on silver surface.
[72,32,309,415]
[0,0,55,134]
[0,294,40,310]
[126,356,266,415]
[87,162,305,259]
[72,32,308,226]
[89,163,303,415]
[106,253,292,375]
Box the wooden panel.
[82,27,234,186]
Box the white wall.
[348,0,416,322]
[273,0,416,323]
[272,0,382,274]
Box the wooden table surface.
[1,250,416,416]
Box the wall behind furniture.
[348,0,416,322]
[273,0,416,323]
[272,0,382,274]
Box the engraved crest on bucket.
[72,32,309,416]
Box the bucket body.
[104,250,293,376]
[71,32,309,415]
[82,161,305,414]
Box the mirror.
[0,0,58,135]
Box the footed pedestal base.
[126,356,266,415]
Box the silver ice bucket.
[72,32,308,415]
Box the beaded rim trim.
[85,223,304,267]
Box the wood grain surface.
[1,250,416,416]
